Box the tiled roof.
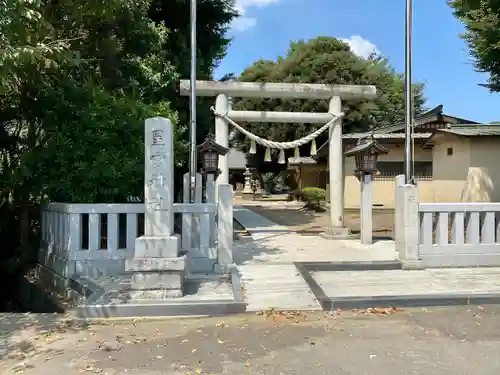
[435,124,500,136]
[343,133,432,140]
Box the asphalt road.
[2,305,500,374]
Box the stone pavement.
[3,306,500,374]
[232,206,500,312]
[233,206,397,311]
[233,206,397,264]
[314,267,500,298]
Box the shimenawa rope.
[210,106,344,163]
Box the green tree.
[149,0,237,144]
[232,37,425,163]
[0,0,178,280]
[0,0,71,92]
[2,0,176,203]
[449,0,500,91]
[233,37,425,176]
[1,0,237,205]
[0,0,236,286]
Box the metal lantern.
[196,133,229,175]
[344,137,389,177]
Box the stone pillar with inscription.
[125,117,186,299]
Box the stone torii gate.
[179,80,376,239]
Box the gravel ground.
[246,204,394,238]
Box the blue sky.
[214,0,499,123]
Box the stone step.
[131,271,184,290]
[125,256,186,272]
[185,272,229,281]
[129,289,183,300]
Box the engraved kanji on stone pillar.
[125,117,185,299]
[145,118,174,236]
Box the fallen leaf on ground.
[354,307,403,315]
[258,308,308,324]
[8,352,27,361]
[82,363,103,373]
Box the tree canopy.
[231,37,426,165]
[449,0,500,91]
[0,0,236,284]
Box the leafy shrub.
[294,187,326,210]
[261,172,278,194]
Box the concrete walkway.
[233,206,397,311]
[233,206,397,264]
[234,206,500,312]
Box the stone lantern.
[197,133,229,177]
[241,167,254,199]
[344,137,389,179]
[344,137,389,245]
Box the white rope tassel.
[264,147,271,162]
[278,149,286,164]
[310,139,317,156]
[249,138,257,154]
[294,146,300,159]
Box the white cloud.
[231,15,257,32]
[232,0,282,32]
[340,35,380,59]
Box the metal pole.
[404,0,413,184]
[189,0,197,202]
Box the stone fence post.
[217,184,234,271]
[395,181,421,269]
[394,174,405,252]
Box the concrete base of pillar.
[320,226,359,240]
[125,256,186,298]
[241,192,254,200]
[242,187,253,194]
[213,262,237,275]
[133,235,180,258]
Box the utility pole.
[189,0,197,202]
[404,0,414,184]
